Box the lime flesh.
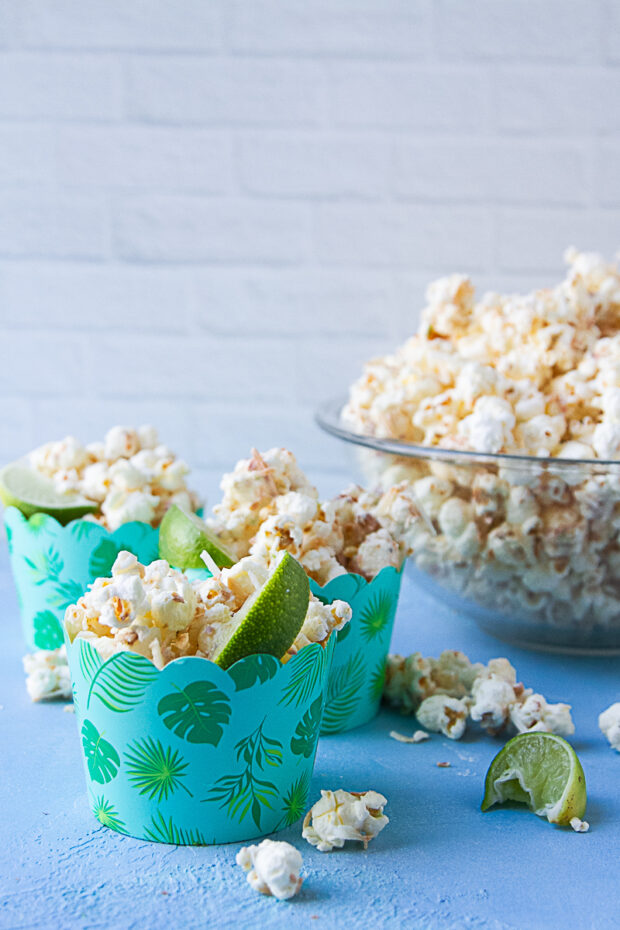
[0,461,98,525]
[159,504,235,570]
[213,551,310,670]
[481,731,587,826]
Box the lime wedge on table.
[213,552,310,670]
[159,504,236,570]
[481,732,586,826]
[0,461,98,524]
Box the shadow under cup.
[4,506,160,650]
[65,633,336,845]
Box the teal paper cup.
[310,565,403,735]
[4,506,160,650]
[65,632,336,845]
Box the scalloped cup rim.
[65,627,334,681]
[309,562,404,594]
[3,504,155,536]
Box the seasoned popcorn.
[344,253,620,638]
[598,702,620,752]
[384,650,574,740]
[28,425,200,531]
[65,551,350,670]
[389,729,430,743]
[302,789,388,852]
[570,817,590,833]
[236,839,303,901]
[206,448,407,583]
[23,646,72,702]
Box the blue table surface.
[0,549,618,930]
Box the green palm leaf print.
[321,651,366,734]
[23,546,64,586]
[279,644,326,707]
[369,658,387,702]
[92,796,127,834]
[79,641,159,713]
[50,578,87,611]
[88,538,121,579]
[33,610,64,650]
[81,719,120,785]
[143,812,209,846]
[279,772,311,828]
[158,681,231,745]
[359,590,395,642]
[290,695,323,758]
[124,738,191,802]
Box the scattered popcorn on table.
[343,251,620,637]
[598,702,620,752]
[65,551,350,669]
[302,789,388,852]
[206,448,412,584]
[384,650,574,740]
[23,646,72,702]
[570,817,590,833]
[236,839,303,901]
[29,425,200,531]
[389,729,430,744]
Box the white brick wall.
[0,0,619,504]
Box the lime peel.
[0,461,98,524]
[159,504,235,570]
[481,731,587,826]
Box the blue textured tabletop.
[0,551,618,930]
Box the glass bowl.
[317,397,620,655]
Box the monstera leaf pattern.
[310,566,403,734]
[81,720,120,785]
[88,538,122,579]
[32,610,64,650]
[158,681,231,745]
[62,591,337,846]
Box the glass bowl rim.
[316,397,620,470]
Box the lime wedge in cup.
[481,731,587,826]
[159,504,236,570]
[0,461,98,525]
[213,551,310,670]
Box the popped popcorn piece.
[65,550,348,669]
[389,729,430,743]
[344,251,620,639]
[236,839,303,901]
[302,789,388,852]
[23,646,72,702]
[27,426,200,531]
[384,649,574,740]
[598,702,620,752]
[416,695,469,739]
[206,448,406,583]
[570,817,590,833]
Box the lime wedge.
[159,504,235,570]
[481,731,586,826]
[213,552,310,670]
[0,461,98,525]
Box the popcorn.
[23,646,72,702]
[65,551,349,670]
[384,649,574,740]
[236,839,303,901]
[570,817,590,833]
[598,702,620,752]
[344,252,620,639]
[28,426,200,532]
[302,789,388,852]
[416,695,469,740]
[207,449,406,584]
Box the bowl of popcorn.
[160,447,407,733]
[63,549,345,845]
[317,250,620,654]
[1,426,201,650]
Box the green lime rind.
[0,461,98,525]
[159,504,235,570]
[214,552,310,671]
[481,731,587,826]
